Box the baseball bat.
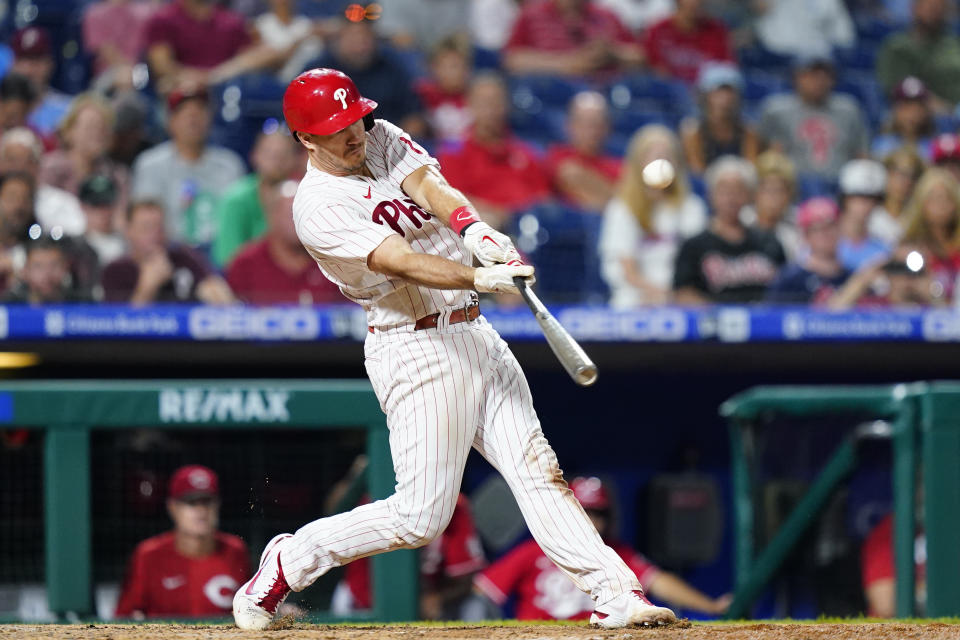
[514,277,598,387]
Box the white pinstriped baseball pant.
[282,315,641,605]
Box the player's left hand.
[462,222,522,267]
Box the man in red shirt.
[642,0,734,84]
[226,181,345,305]
[861,513,926,617]
[504,0,643,77]
[437,73,551,229]
[144,0,280,92]
[546,91,621,212]
[115,465,252,619]
[474,477,730,620]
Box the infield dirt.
[2,622,960,640]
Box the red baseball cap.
[797,197,839,229]
[168,465,219,501]
[570,476,610,510]
[892,76,929,102]
[12,27,52,58]
[933,134,960,164]
[167,87,209,112]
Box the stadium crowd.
[0,0,956,308]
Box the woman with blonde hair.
[740,150,801,260]
[869,147,926,245]
[39,93,129,207]
[899,167,960,302]
[599,124,707,307]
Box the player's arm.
[401,165,524,267]
[368,235,532,295]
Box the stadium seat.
[737,46,792,74]
[834,46,877,72]
[607,73,693,118]
[508,202,608,304]
[610,107,674,137]
[509,106,566,148]
[509,75,591,111]
[835,72,886,130]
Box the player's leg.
[235,330,482,629]
[471,330,675,626]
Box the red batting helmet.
[283,68,378,136]
[570,476,610,510]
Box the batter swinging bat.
[514,277,598,387]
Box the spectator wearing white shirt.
[754,0,855,58]
[599,124,707,307]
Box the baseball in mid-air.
[642,159,675,189]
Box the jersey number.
[373,198,432,236]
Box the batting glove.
[474,264,535,295]
[462,221,523,268]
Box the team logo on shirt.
[372,198,433,237]
[204,574,239,609]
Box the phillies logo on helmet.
[333,87,348,110]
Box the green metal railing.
[721,382,960,619]
[2,379,417,622]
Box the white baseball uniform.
[284,118,642,607]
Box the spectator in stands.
[144,0,280,93]
[39,95,130,213]
[326,457,486,620]
[595,0,672,31]
[874,147,925,244]
[837,160,892,270]
[0,127,85,236]
[872,77,936,161]
[674,155,785,304]
[642,0,734,84]
[415,36,474,145]
[502,0,643,78]
[831,251,941,308]
[899,167,960,302]
[0,171,38,291]
[2,237,89,304]
[131,88,245,248]
[308,18,427,137]
[78,174,126,267]
[110,93,154,169]
[877,0,960,111]
[101,200,235,305]
[474,477,730,620]
[253,0,325,82]
[115,465,251,619]
[227,181,343,305]
[546,91,621,212]
[375,0,470,52]
[740,150,801,261]
[681,63,758,175]
[766,198,854,305]
[212,129,302,267]
[10,27,72,141]
[0,73,38,140]
[438,73,550,229]
[759,52,870,180]
[82,0,156,92]
[599,124,707,307]
[930,133,960,184]
[753,0,855,58]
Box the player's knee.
[399,506,453,548]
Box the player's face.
[168,496,220,538]
[299,119,367,176]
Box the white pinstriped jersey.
[293,119,476,328]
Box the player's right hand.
[474,264,535,295]
[462,222,522,267]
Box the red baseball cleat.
[233,533,294,630]
[590,589,677,628]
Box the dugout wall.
[0,379,417,622]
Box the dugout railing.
[721,382,960,619]
[0,379,418,622]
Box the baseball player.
[474,477,731,620]
[232,68,677,630]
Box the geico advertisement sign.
[188,307,319,340]
[159,388,291,423]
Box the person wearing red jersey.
[474,477,730,620]
[115,465,251,619]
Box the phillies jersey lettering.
[372,198,433,236]
[294,119,475,328]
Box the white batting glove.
[474,264,535,295]
[462,222,523,267]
